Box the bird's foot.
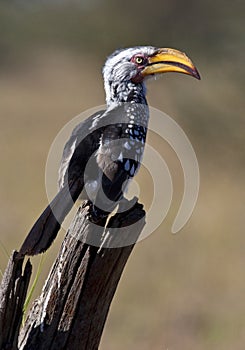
[88,202,109,225]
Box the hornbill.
[19,46,200,256]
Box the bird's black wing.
[66,104,143,207]
[58,109,106,189]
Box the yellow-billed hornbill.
[19,46,200,256]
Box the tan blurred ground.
[0,1,245,349]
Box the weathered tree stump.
[0,252,32,350]
[1,199,145,350]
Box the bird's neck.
[105,80,147,106]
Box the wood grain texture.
[0,252,32,350]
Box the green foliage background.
[0,1,244,349]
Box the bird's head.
[103,46,200,105]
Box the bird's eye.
[131,55,146,66]
[135,56,144,64]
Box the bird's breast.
[96,120,147,181]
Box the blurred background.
[0,0,244,349]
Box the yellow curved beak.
[142,48,200,80]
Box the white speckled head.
[103,46,158,105]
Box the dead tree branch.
[0,200,145,349]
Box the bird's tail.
[19,179,82,256]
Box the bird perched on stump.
[19,46,200,256]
